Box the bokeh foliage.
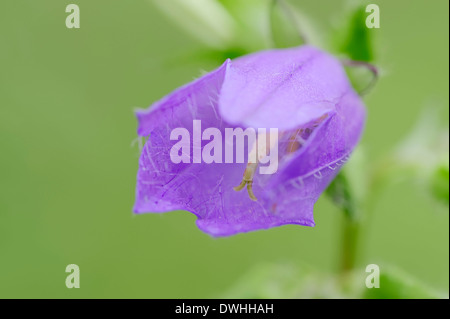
[0,0,448,298]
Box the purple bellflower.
[134,45,366,237]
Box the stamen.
[233,180,246,191]
[313,114,328,127]
[247,181,257,201]
[233,162,258,200]
[287,129,303,153]
[233,131,278,201]
[286,115,328,153]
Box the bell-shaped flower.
[134,45,366,236]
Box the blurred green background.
[0,0,448,298]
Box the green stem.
[341,213,360,273]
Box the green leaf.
[326,147,367,221]
[220,263,447,299]
[217,0,272,52]
[220,263,306,299]
[389,108,449,207]
[326,171,357,220]
[334,4,375,62]
[430,164,449,205]
[363,266,446,299]
[220,263,359,299]
[151,0,237,49]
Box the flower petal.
[135,59,230,137]
[218,45,350,130]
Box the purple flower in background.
[134,45,366,237]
